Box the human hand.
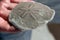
[0,0,32,32]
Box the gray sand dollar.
[9,2,55,30]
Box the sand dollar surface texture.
[9,2,55,30]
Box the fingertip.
[10,0,33,3]
[9,3,18,9]
[9,26,15,31]
[10,0,20,3]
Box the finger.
[0,6,11,20]
[10,0,32,3]
[0,2,9,8]
[0,17,15,30]
[0,0,11,10]
[20,0,32,2]
[2,0,10,3]
[10,0,20,3]
[9,3,18,9]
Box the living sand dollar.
[9,2,55,30]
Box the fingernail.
[9,26,15,31]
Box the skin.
[0,0,32,32]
